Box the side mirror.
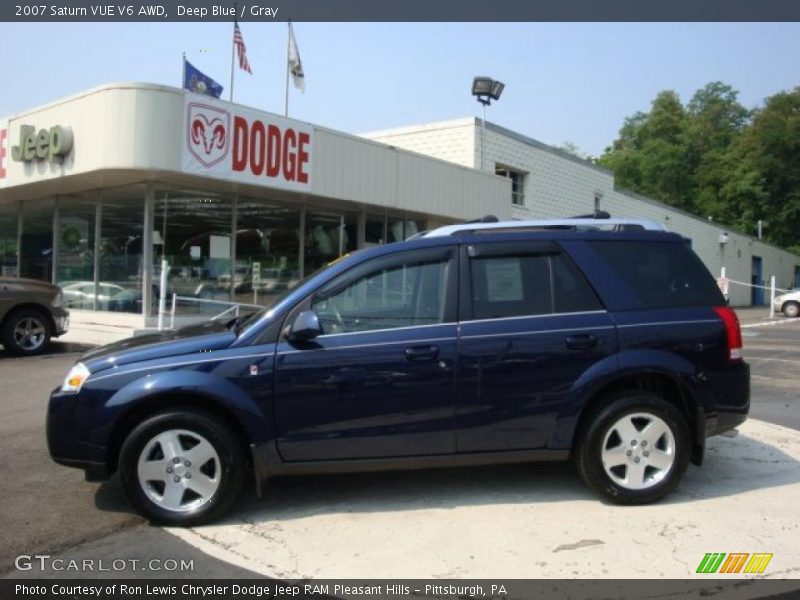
[288,310,322,341]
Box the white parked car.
[773,288,800,318]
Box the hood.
[0,277,59,294]
[81,320,237,373]
[776,289,800,300]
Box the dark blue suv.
[47,217,749,524]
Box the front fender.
[105,369,271,444]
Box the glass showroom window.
[236,196,301,307]
[0,203,18,277]
[386,215,426,243]
[155,192,233,310]
[365,213,387,246]
[57,197,97,310]
[20,199,54,282]
[304,210,357,275]
[99,190,145,313]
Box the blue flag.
[183,60,224,98]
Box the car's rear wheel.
[118,409,246,525]
[783,301,799,318]
[575,391,690,504]
[1,308,51,356]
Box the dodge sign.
[182,95,312,191]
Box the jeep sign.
[182,95,312,191]
[10,124,73,162]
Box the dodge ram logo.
[186,103,230,168]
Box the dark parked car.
[47,217,748,524]
[1,277,69,355]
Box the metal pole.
[284,21,291,117]
[770,275,776,318]
[93,198,102,311]
[142,185,155,320]
[230,193,238,302]
[181,52,185,89]
[480,102,486,171]
[51,196,60,286]
[229,13,236,102]
[758,220,763,240]
[170,293,176,329]
[16,201,22,278]
[298,202,306,278]
[158,259,169,330]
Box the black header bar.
[2,0,800,22]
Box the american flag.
[233,23,252,74]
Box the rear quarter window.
[587,240,724,309]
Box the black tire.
[783,302,799,318]
[118,409,247,525]
[574,391,691,505]
[1,308,52,356]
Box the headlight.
[52,291,64,308]
[61,362,90,394]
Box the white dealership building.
[0,82,798,329]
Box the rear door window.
[468,248,602,320]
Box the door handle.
[565,334,598,350]
[405,345,440,361]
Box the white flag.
[288,23,305,92]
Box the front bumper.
[52,307,69,336]
[47,386,111,480]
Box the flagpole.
[229,8,237,102]
[181,52,186,89]
[284,21,291,117]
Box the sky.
[1,22,799,156]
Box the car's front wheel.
[1,308,52,356]
[575,391,690,504]
[118,409,246,525]
[782,301,799,318]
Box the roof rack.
[422,217,667,238]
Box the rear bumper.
[703,361,750,438]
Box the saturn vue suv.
[47,216,749,525]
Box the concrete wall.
[363,118,800,307]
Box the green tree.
[599,91,693,210]
[599,82,800,251]
[686,82,752,220]
[735,87,800,248]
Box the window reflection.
[155,192,233,306]
[57,197,96,310]
[0,204,18,277]
[20,199,54,282]
[304,211,357,275]
[235,197,301,307]
[99,195,144,313]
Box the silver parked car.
[773,288,800,318]
[0,277,69,355]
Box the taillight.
[713,306,743,362]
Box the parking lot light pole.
[471,76,505,172]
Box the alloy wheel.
[137,429,221,513]
[600,412,676,491]
[13,317,47,351]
